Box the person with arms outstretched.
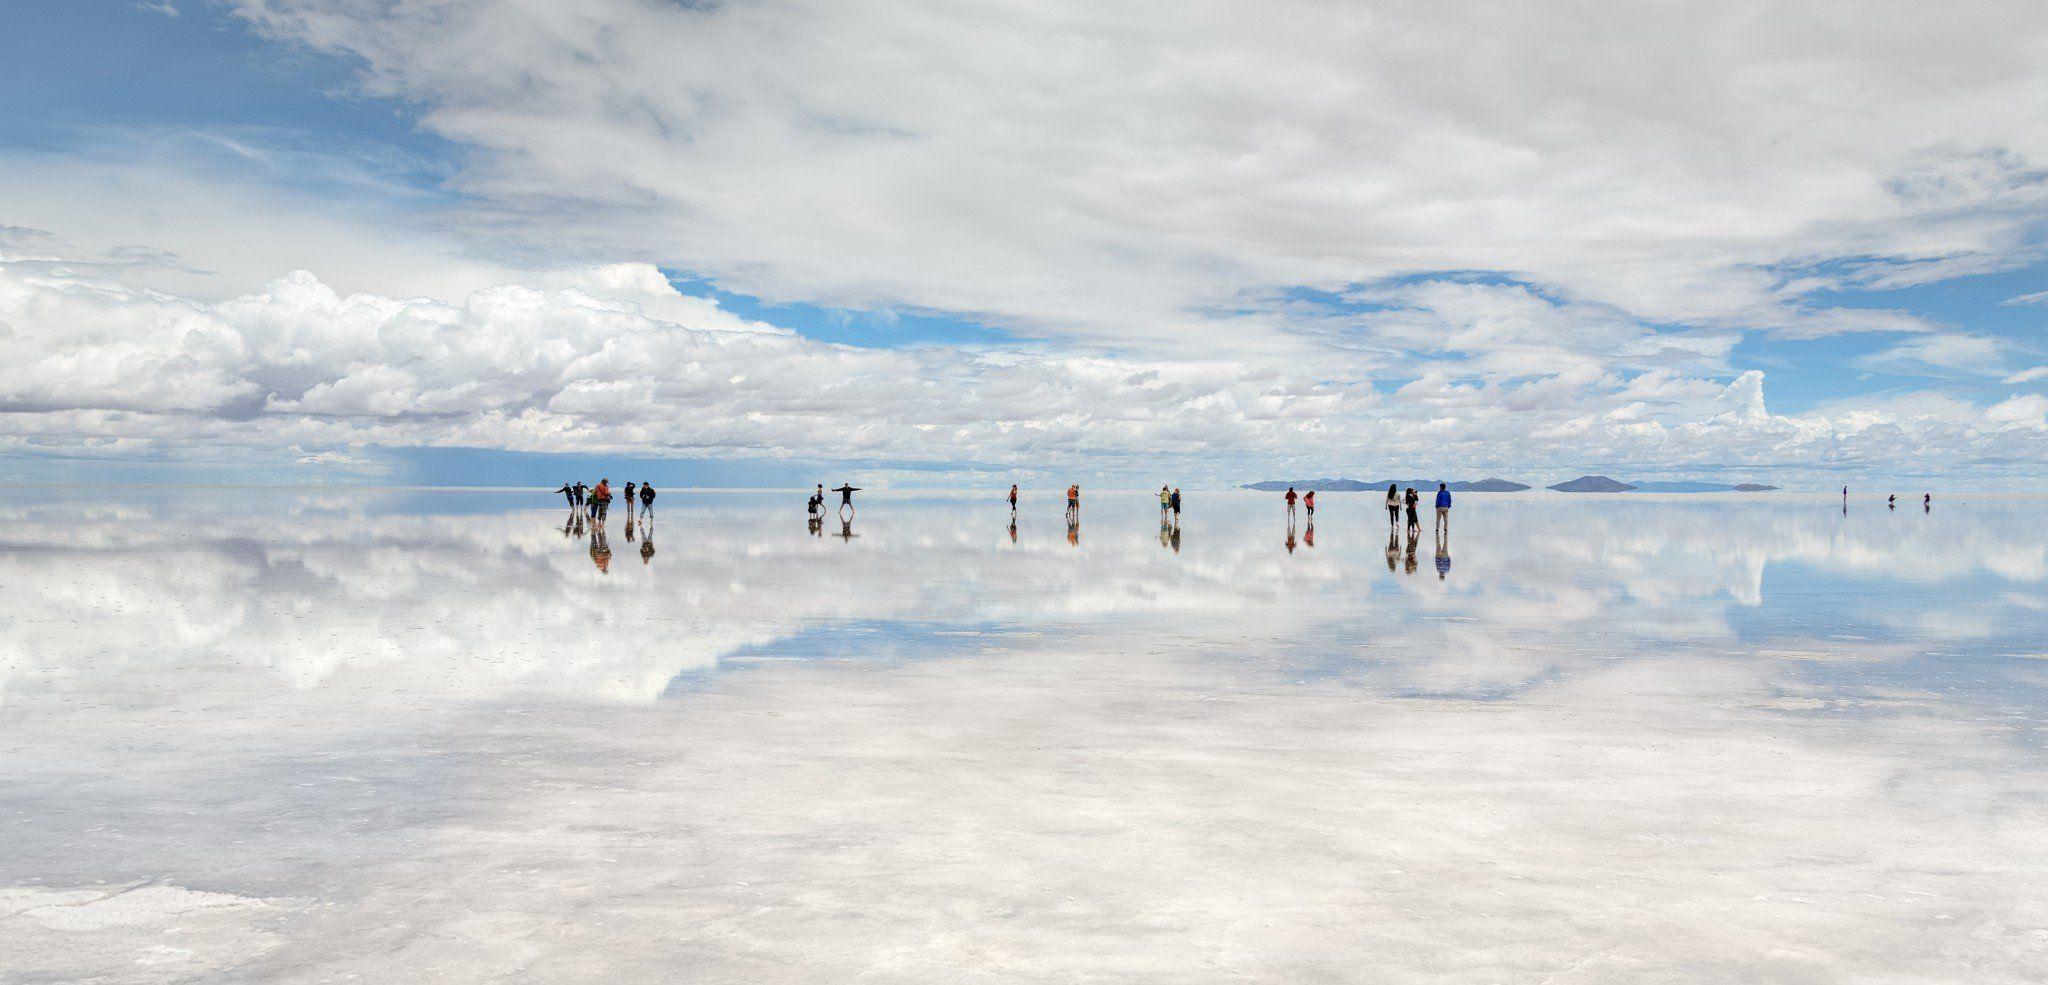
[832,483,862,517]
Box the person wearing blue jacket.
[1434,482,1453,537]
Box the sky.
[2,0,2046,489]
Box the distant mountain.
[1625,480,1782,493]
[1548,475,1636,492]
[1241,477,1530,492]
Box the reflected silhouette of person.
[589,526,612,573]
[1066,516,1079,546]
[1168,524,1181,553]
[1385,530,1399,572]
[1303,520,1315,548]
[563,513,577,539]
[572,513,586,539]
[1435,534,1451,580]
[1285,524,1297,553]
[1924,492,1932,511]
[1160,516,1173,548]
[1403,533,1418,575]
[808,515,824,537]
[639,523,655,564]
[836,517,858,541]
[623,517,636,542]
[1009,517,1018,543]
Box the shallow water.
[3,488,2044,982]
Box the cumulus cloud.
[4,259,2045,483]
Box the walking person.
[1434,482,1452,537]
[1284,486,1298,521]
[1403,486,1420,539]
[639,481,656,517]
[832,482,862,518]
[1385,483,1400,531]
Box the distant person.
[1170,487,1182,520]
[1385,483,1400,530]
[1404,486,1420,537]
[1924,493,1932,511]
[1888,493,1896,510]
[556,481,575,507]
[639,482,656,516]
[1009,484,1019,513]
[832,483,862,516]
[1843,485,1849,504]
[623,482,636,509]
[810,484,826,517]
[590,478,612,522]
[1434,482,1452,536]
[1159,485,1171,517]
[1066,484,1080,521]
[1303,489,1315,519]
[1284,486,1298,519]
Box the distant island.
[1242,477,1531,492]
[1548,475,1782,493]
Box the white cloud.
[5,259,2045,483]
[1858,333,2006,377]
[227,0,2048,345]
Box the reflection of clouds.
[4,492,2046,981]
[3,493,2046,707]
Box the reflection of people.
[1008,517,1017,543]
[1434,483,1452,536]
[1066,513,1079,546]
[1385,530,1399,572]
[1168,523,1181,553]
[1403,532,1418,575]
[1404,487,1420,538]
[1888,493,1896,510]
[808,515,823,537]
[1285,524,1297,553]
[1303,520,1315,548]
[1385,483,1400,531]
[1435,536,1450,580]
[589,526,612,573]
[639,520,655,564]
[835,518,858,540]
[832,483,862,517]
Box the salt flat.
[2,489,2043,983]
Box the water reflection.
[2,489,2044,981]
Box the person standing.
[1888,493,1896,510]
[1284,486,1298,520]
[832,483,862,517]
[1385,483,1400,531]
[639,482,656,516]
[1924,493,1932,511]
[1403,486,1420,538]
[1434,482,1452,537]
[1303,489,1315,519]
[1066,484,1080,522]
[573,481,588,507]
[623,482,636,510]
[591,478,612,522]
[1170,487,1182,522]
[1009,484,1019,513]
[1159,485,1171,517]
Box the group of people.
[558,500,655,573]
[809,483,862,518]
[1283,483,1452,538]
[557,478,656,521]
[1852,488,1933,512]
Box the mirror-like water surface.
[3,489,2044,982]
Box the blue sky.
[1,0,2045,487]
